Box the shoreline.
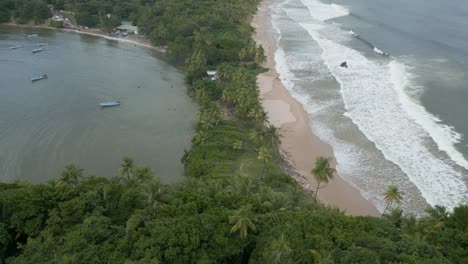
[252,0,380,216]
[1,23,166,53]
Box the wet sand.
[252,0,380,216]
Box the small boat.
[27,34,38,38]
[100,100,120,107]
[36,43,47,47]
[31,74,48,82]
[32,48,45,54]
[9,45,23,50]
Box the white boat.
[36,43,47,47]
[31,74,48,82]
[32,48,45,54]
[27,34,38,38]
[100,100,120,107]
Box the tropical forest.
[0,0,467,263]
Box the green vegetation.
[2,171,468,263]
[1,0,468,263]
[0,0,49,24]
[49,19,63,28]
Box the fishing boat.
[32,48,45,54]
[31,74,48,82]
[9,45,23,50]
[100,100,120,107]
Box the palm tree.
[285,185,313,210]
[202,179,223,197]
[141,178,170,208]
[119,157,135,180]
[232,140,243,151]
[193,130,208,145]
[382,184,404,215]
[264,125,281,151]
[257,146,272,178]
[232,68,250,82]
[228,174,253,195]
[58,164,83,186]
[248,105,268,124]
[133,165,155,184]
[424,205,448,230]
[229,205,257,239]
[256,185,274,206]
[249,127,265,145]
[263,234,292,264]
[194,88,208,104]
[310,157,336,200]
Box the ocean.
[0,26,196,183]
[270,0,468,214]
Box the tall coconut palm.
[133,165,154,184]
[232,68,250,82]
[382,185,404,215]
[141,178,167,208]
[119,157,135,180]
[248,105,268,125]
[263,234,292,264]
[264,125,281,151]
[202,179,223,198]
[257,146,272,178]
[229,205,257,239]
[229,173,253,195]
[424,205,448,230]
[310,157,336,200]
[58,164,83,187]
[249,127,265,146]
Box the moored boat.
[27,34,38,38]
[31,74,48,82]
[36,43,47,47]
[9,45,23,50]
[32,48,45,54]
[100,100,120,107]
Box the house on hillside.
[115,21,139,35]
[207,70,219,81]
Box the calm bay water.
[271,0,468,214]
[0,26,196,183]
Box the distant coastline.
[1,22,167,53]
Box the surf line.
[349,30,390,57]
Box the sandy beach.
[1,23,166,53]
[252,0,380,216]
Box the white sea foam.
[300,0,349,21]
[390,62,468,170]
[297,21,467,209]
[272,19,390,211]
[373,47,384,55]
[272,0,468,210]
